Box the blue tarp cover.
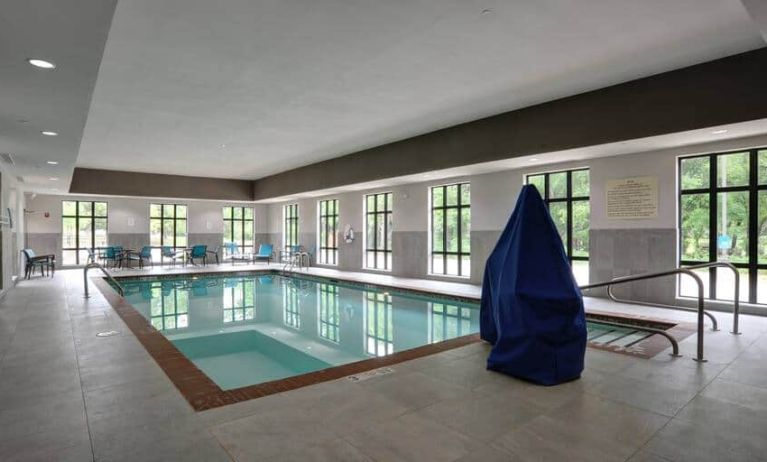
[480,185,587,385]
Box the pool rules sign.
[606,176,658,219]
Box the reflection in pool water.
[120,274,480,390]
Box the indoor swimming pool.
[117,273,482,390]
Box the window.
[678,150,765,303]
[62,201,108,266]
[150,203,187,260]
[317,283,340,342]
[149,282,189,331]
[430,183,470,277]
[223,279,255,323]
[365,291,393,356]
[283,282,301,328]
[364,192,393,270]
[284,204,299,249]
[526,168,590,284]
[223,207,254,254]
[431,302,472,343]
[318,199,339,265]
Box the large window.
[284,204,299,249]
[223,279,255,323]
[62,201,108,266]
[318,283,340,343]
[430,183,470,277]
[223,207,254,254]
[679,150,767,304]
[318,199,339,265]
[526,168,590,284]
[365,291,393,356]
[150,204,187,260]
[364,192,393,270]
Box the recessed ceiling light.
[27,58,56,69]
[41,131,58,136]
[48,177,58,181]
[712,129,728,134]
[529,157,539,162]
[46,161,59,165]
[220,143,227,148]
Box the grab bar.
[682,262,741,335]
[606,285,719,332]
[585,316,680,357]
[84,262,124,298]
[580,268,707,362]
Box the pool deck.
[1,267,766,461]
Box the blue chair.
[161,246,184,267]
[187,245,208,266]
[253,244,274,266]
[126,246,153,269]
[103,246,123,268]
[21,249,54,279]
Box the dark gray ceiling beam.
[69,168,253,201]
[253,47,767,200]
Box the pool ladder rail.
[580,262,742,363]
[83,262,125,298]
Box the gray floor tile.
[344,413,483,462]
[360,370,466,411]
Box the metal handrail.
[683,262,741,335]
[580,268,707,362]
[586,316,680,357]
[84,262,124,298]
[606,285,719,332]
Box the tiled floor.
[1,268,767,461]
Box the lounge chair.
[253,244,274,266]
[187,245,208,266]
[103,246,123,268]
[21,249,54,279]
[161,246,184,267]
[126,246,153,269]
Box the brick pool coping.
[93,272,691,411]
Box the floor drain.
[96,330,120,337]
[347,368,394,382]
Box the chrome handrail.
[84,262,124,298]
[606,285,719,332]
[682,262,741,335]
[580,268,707,362]
[586,316,680,357]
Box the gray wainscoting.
[26,233,60,258]
[470,230,502,284]
[590,228,677,305]
[392,232,428,278]
[109,233,151,251]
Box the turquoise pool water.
[119,273,481,390]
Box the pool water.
[120,274,481,390]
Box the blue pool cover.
[480,185,587,385]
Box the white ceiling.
[75,0,765,180]
[0,0,116,193]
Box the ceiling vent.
[0,153,15,165]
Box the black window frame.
[318,199,339,265]
[62,200,108,265]
[430,182,471,277]
[525,168,590,264]
[364,192,393,270]
[149,203,188,255]
[284,203,299,249]
[223,206,255,254]
[678,149,765,304]
[283,281,301,329]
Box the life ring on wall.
[343,224,355,243]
